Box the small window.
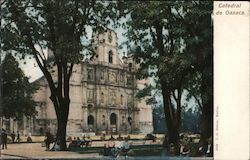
[108,50,113,63]
[87,115,94,125]
[110,113,117,125]
[100,70,104,80]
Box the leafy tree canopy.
[1,54,38,119]
[117,1,213,144]
[1,0,117,150]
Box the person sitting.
[27,136,32,143]
[103,144,110,156]
[110,143,119,158]
[67,136,72,142]
[106,139,115,156]
[117,134,123,141]
[206,137,213,157]
[126,135,131,140]
[197,140,208,156]
[121,139,130,155]
[69,137,79,149]
[169,143,176,156]
[180,141,190,157]
[75,137,86,148]
[109,134,115,140]
[84,136,92,147]
[44,132,54,151]
[55,141,60,151]
[76,137,81,146]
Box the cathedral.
[3,29,153,136]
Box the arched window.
[110,113,117,125]
[108,50,113,63]
[87,115,94,125]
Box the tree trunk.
[161,82,179,147]
[49,95,69,151]
[56,111,68,150]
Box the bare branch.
[149,27,157,45]
[185,88,203,112]
[36,40,47,60]
[0,0,6,6]
[171,90,178,104]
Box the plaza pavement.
[0,143,102,159]
[0,142,213,160]
[0,140,159,159]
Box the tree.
[1,0,115,150]
[1,54,37,119]
[178,1,213,141]
[118,1,190,146]
[118,1,213,146]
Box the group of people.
[103,138,132,158]
[162,134,213,157]
[0,129,21,150]
[68,136,92,149]
[10,131,21,143]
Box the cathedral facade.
[6,30,153,136]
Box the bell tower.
[93,29,121,65]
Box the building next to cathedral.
[2,29,153,136]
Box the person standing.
[44,131,54,151]
[10,131,15,143]
[1,129,7,149]
[39,128,44,136]
[16,131,20,143]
